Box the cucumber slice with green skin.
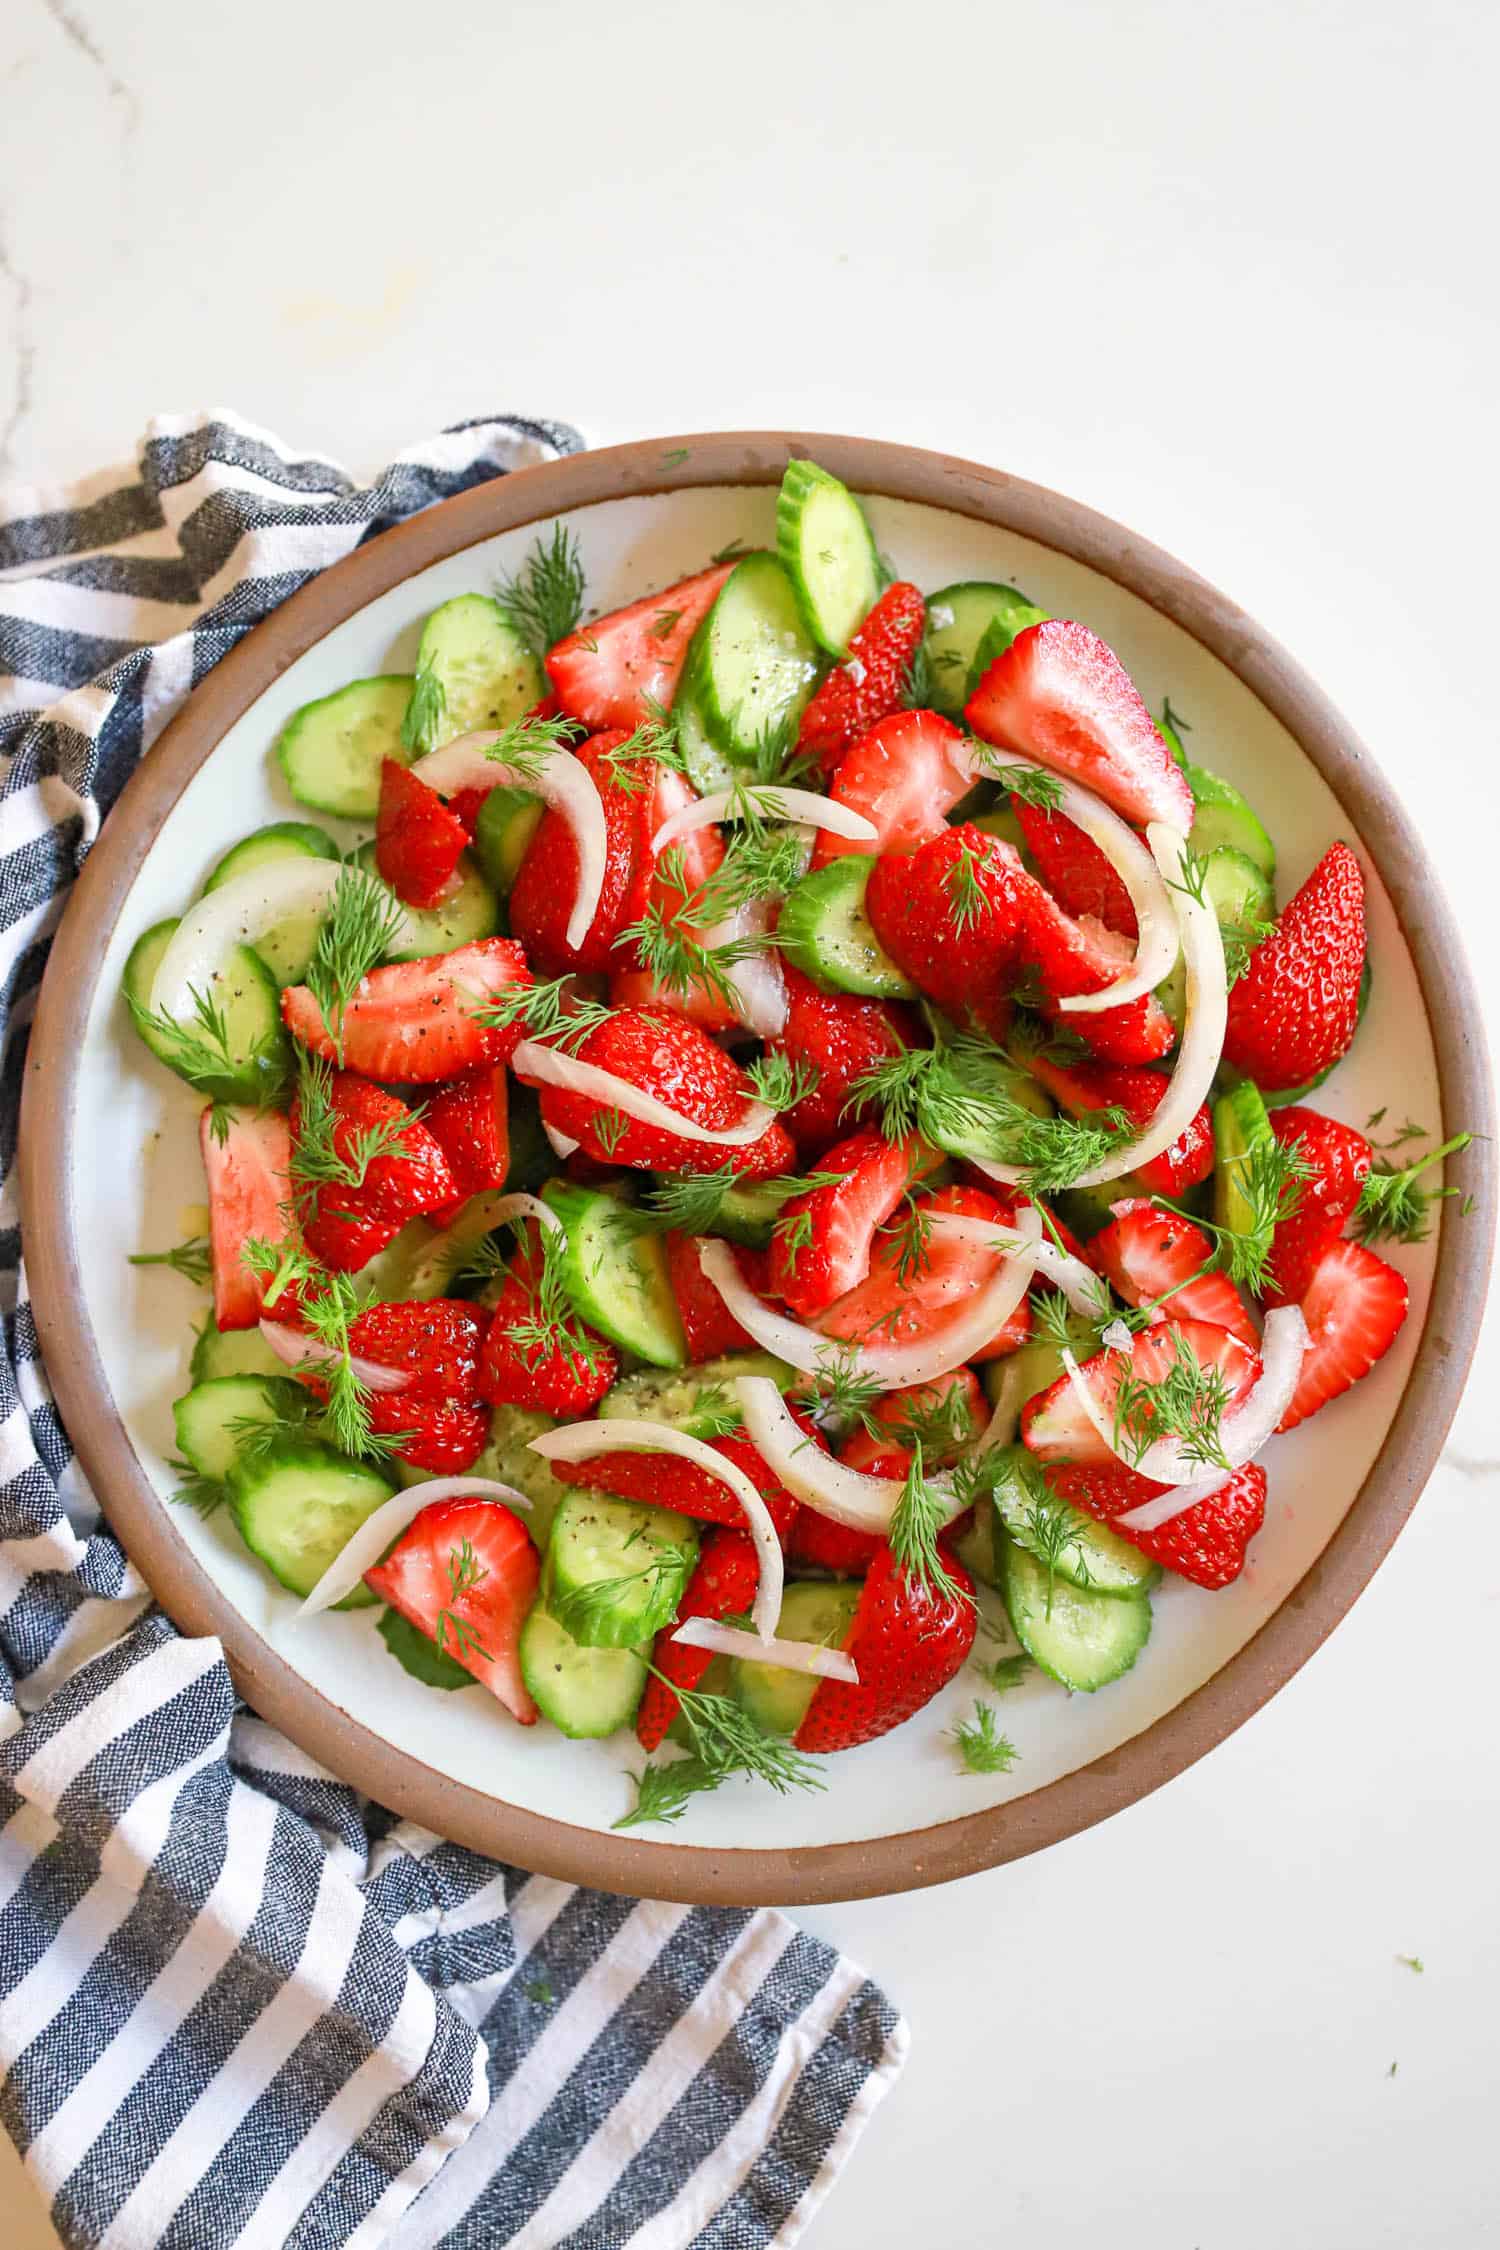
[711,1176,800,1248]
[228,1440,396,1607]
[203,821,340,984]
[357,1190,519,1307]
[1000,1536,1152,1692]
[545,1491,699,1649]
[673,643,736,796]
[189,1318,285,1385]
[1054,1183,1127,1242]
[922,583,1048,718]
[350,842,500,956]
[775,459,883,658]
[1260,957,1374,1107]
[924,1054,1052,1168]
[600,1353,795,1438]
[776,855,918,999]
[965,597,1051,701]
[952,1505,1003,1592]
[519,1601,649,1737]
[468,1403,570,1547]
[542,1181,687,1368]
[173,1374,304,1482]
[1155,846,1278,1035]
[987,1446,1160,1598]
[123,919,290,1106]
[1184,761,1276,881]
[378,1606,475,1690]
[696,553,821,763]
[276,675,415,820]
[414,594,542,743]
[473,785,544,904]
[1213,1078,1274,1242]
[730,1582,861,1736]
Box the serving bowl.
[21,433,1494,1905]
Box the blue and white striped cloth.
[0,411,906,2249]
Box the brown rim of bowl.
[20,432,1495,1907]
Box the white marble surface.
[2,2,1497,2245]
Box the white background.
[2,1,1497,2245]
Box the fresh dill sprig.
[639,1163,742,1235]
[974,1651,1033,1695]
[289,1049,418,1226]
[650,607,684,640]
[240,1239,379,1457]
[890,1194,937,1287]
[1354,1132,1473,1246]
[129,1237,212,1286]
[687,1381,745,1439]
[968,750,1064,812]
[1162,1135,1314,1296]
[614,1757,721,1828]
[886,1378,978,1462]
[943,842,989,934]
[597,714,692,793]
[169,1458,229,1516]
[472,975,615,1053]
[401,665,448,755]
[496,522,586,655]
[950,1703,1020,1775]
[433,1536,492,1664]
[555,1555,689,1640]
[125,981,285,1133]
[887,1443,970,1606]
[1111,1331,1232,1473]
[592,1106,630,1158]
[1165,844,1212,910]
[711,536,749,564]
[615,1672,826,1827]
[745,1053,819,1115]
[480,708,587,782]
[793,1345,888,1440]
[900,636,933,710]
[506,1219,614,1379]
[1221,915,1279,986]
[302,867,407,1059]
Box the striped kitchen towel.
[0,411,906,2249]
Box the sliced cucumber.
[276,675,415,820]
[189,1318,285,1385]
[350,841,500,956]
[1213,1078,1274,1247]
[599,1353,794,1438]
[673,643,735,796]
[203,821,340,984]
[469,1403,570,1547]
[923,1053,1051,1167]
[966,598,1051,699]
[775,459,882,657]
[1185,761,1276,881]
[730,1582,861,1736]
[922,583,1048,718]
[173,1373,303,1482]
[473,785,544,904]
[695,553,820,763]
[519,1601,648,1737]
[229,1439,396,1606]
[1157,845,1277,1035]
[1000,1537,1152,1692]
[358,1188,515,1306]
[414,594,541,743]
[987,1446,1159,1598]
[378,1606,475,1690]
[123,918,290,1106]
[952,1505,1003,1592]
[712,1175,802,1247]
[546,1490,699,1649]
[776,854,917,999]
[1054,1182,1129,1242]
[542,1181,687,1368]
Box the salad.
[123,457,1469,1828]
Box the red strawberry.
[446,697,564,836]
[1023,1316,1261,1466]
[520,1006,795,1177]
[815,1184,1030,1360]
[546,563,735,731]
[551,1428,803,1541]
[865,824,1031,1030]
[1223,843,1366,1091]
[1013,799,1137,937]
[635,1528,763,1751]
[768,1131,941,1319]
[477,1259,618,1417]
[365,1496,539,1722]
[423,1067,510,1206]
[794,1544,977,1753]
[293,1074,456,1237]
[763,970,916,1156]
[508,732,641,977]
[296,1206,403,1275]
[796,583,927,769]
[617,759,724,933]
[1025,1053,1215,1199]
[786,1509,883,1576]
[966,618,1194,830]
[371,1396,491,1475]
[199,1105,292,1330]
[1263,1106,1374,1305]
[344,1299,484,1401]
[852,1370,987,1465]
[1277,1237,1407,1431]
[375,758,470,909]
[281,937,532,1083]
[1021,879,1175,1065]
[1087,1198,1258,1350]
[1051,1459,1268,1590]
[837,1432,915,1477]
[664,1234,771,1362]
[812,710,974,867]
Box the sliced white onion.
[1113,1468,1233,1533]
[292,1478,535,1619]
[734,1375,966,1537]
[672,1614,860,1683]
[1061,1303,1309,1490]
[258,1319,414,1394]
[651,787,877,856]
[528,1416,784,1640]
[148,861,416,1024]
[484,1192,562,1234]
[512,1041,774,1147]
[696,891,788,1039]
[413,731,607,951]
[542,1121,581,1159]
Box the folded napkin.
[0,411,905,2250]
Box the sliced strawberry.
[1051,1459,1269,1590]
[763,970,916,1156]
[1223,842,1366,1091]
[786,1508,883,1575]
[508,732,641,977]
[1277,1237,1407,1431]
[365,1496,539,1722]
[551,1427,803,1540]
[301,1206,403,1274]
[477,1254,617,1417]
[635,1528,763,1751]
[521,1005,794,1176]
[796,582,927,770]
[1025,1053,1215,1199]
[966,618,1194,829]
[1013,799,1137,937]
[794,1544,977,1753]
[423,1067,510,1204]
[445,697,565,837]
[375,758,469,910]
[344,1299,484,1401]
[856,1370,987,1464]
[607,964,740,1035]
[1021,879,1175,1065]
[545,563,735,732]
[1087,1198,1258,1350]
[812,709,974,868]
[199,1105,292,1330]
[293,1073,456,1234]
[617,759,724,932]
[1023,1316,1261,1467]
[663,1233,771,1362]
[372,1395,491,1475]
[768,1131,941,1320]
[837,1431,915,1477]
[865,824,1031,1030]
[1263,1106,1374,1306]
[815,1184,1028,1361]
[281,937,531,1083]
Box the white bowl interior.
[75,484,1444,1853]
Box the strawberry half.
[423,1065,510,1212]
[1277,1237,1407,1431]
[814,1184,1031,1361]
[1051,1459,1269,1590]
[1223,842,1366,1092]
[200,1105,292,1331]
[865,824,1031,1031]
[664,1233,770,1362]
[796,582,927,770]
[786,1507,883,1576]
[1023,1316,1261,1467]
[344,1298,484,1401]
[1021,879,1175,1065]
[375,758,469,909]
[477,1239,618,1417]
[551,1427,803,1541]
[812,709,974,867]
[367,1395,491,1476]
[546,562,735,731]
[281,937,532,1083]
[635,1528,763,1751]
[508,733,641,977]
[966,618,1194,829]
[793,1544,977,1753]
[763,970,916,1157]
[1025,1053,1215,1199]
[1263,1106,1373,1306]
[365,1496,539,1723]
[1013,799,1137,937]
[293,1073,456,1257]
[857,1369,986,1465]
[768,1131,941,1319]
[1087,1198,1258,1350]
